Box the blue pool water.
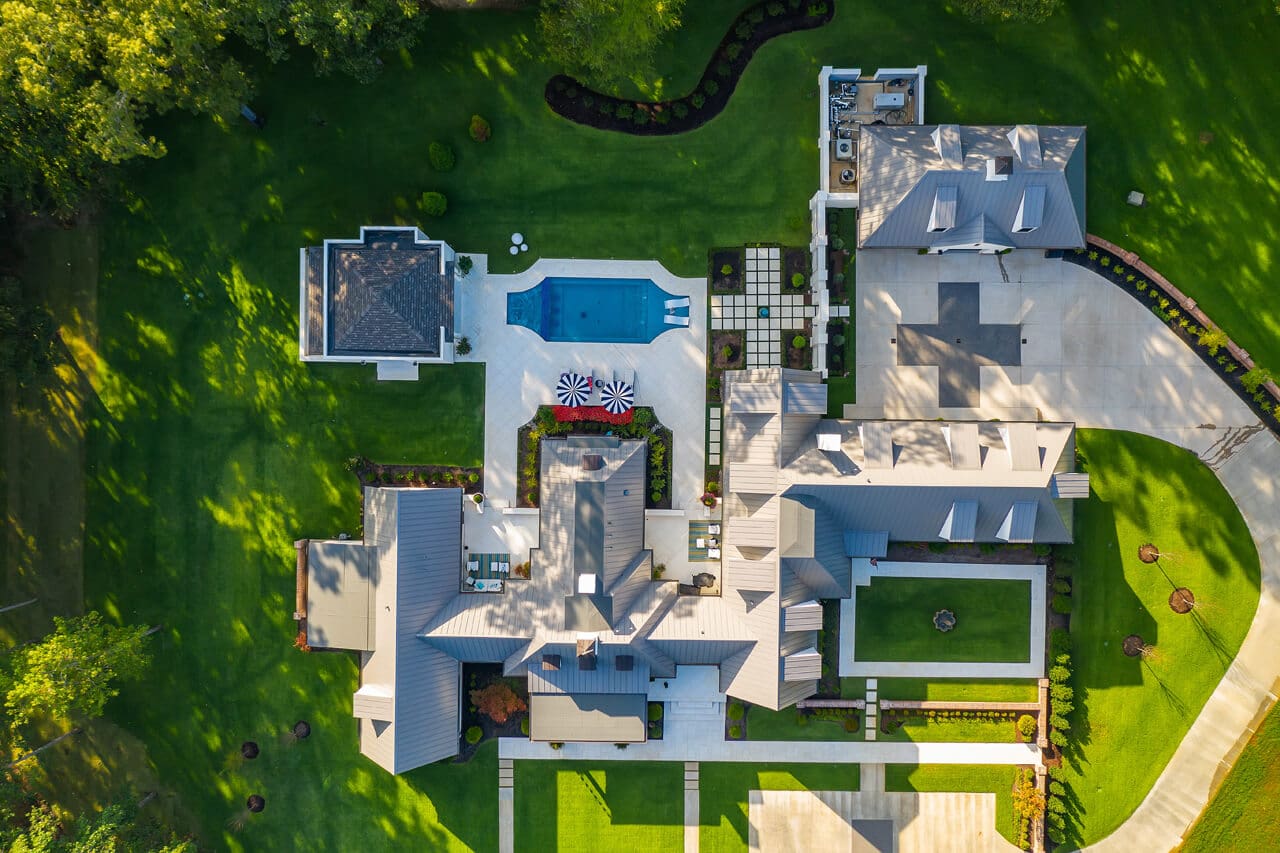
[506,277,685,343]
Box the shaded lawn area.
[701,763,859,853]
[1053,430,1260,848]
[1182,700,1280,853]
[854,577,1032,662]
[515,762,683,852]
[877,678,1039,703]
[885,764,1019,847]
[747,706,863,741]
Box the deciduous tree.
[538,0,685,85]
[956,0,1064,22]
[469,682,526,725]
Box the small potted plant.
[701,491,718,508]
[472,493,484,512]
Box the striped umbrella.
[556,372,591,407]
[599,379,634,414]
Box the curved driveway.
[853,249,1280,852]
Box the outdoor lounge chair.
[664,296,690,311]
[467,560,480,573]
[663,314,690,326]
[708,524,721,535]
[707,548,721,559]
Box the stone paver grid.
[711,247,816,368]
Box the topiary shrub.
[469,114,491,142]
[550,741,563,750]
[429,141,456,172]
[457,255,474,276]
[791,334,807,349]
[455,336,472,356]
[726,42,744,61]
[728,725,742,739]
[418,191,447,216]
[520,717,530,736]
[1053,578,1071,595]
[727,703,745,721]
[1051,593,1072,615]
[465,726,483,744]
[1049,729,1068,748]
[672,102,689,119]
[616,102,635,119]
[1016,714,1037,738]
[791,272,805,288]
[704,79,720,97]
[690,93,706,109]
[842,716,858,733]
[649,703,664,722]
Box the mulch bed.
[351,458,483,493]
[711,248,745,294]
[544,0,835,136]
[1122,634,1146,657]
[888,542,1050,564]
[1138,543,1160,563]
[1170,587,1196,614]
[712,330,746,369]
[1063,247,1280,437]
[784,247,809,290]
[826,319,850,376]
[782,322,813,369]
[457,665,529,763]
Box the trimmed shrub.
[1049,628,1072,657]
[747,7,765,24]
[428,141,456,172]
[457,255,474,276]
[455,336,472,356]
[1050,683,1074,703]
[616,102,635,119]
[1049,713,1070,730]
[598,100,614,116]
[632,109,649,126]
[520,717,530,736]
[1049,664,1070,683]
[672,101,689,119]
[418,191,447,216]
[1051,593,1073,614]
[1049,729,1068,747]
[1053,578,1072,595]
[1016,714,1037,738]
[465,726,483,745]
[791,272,805,288]
[726,42,744,61]
[728,725,742,739]
[469,114,491,142]
[727,702,745,721]
[791,334,807,349]
[550,741,563,750]
[704,79,720,97]
[649,703,664,722]
[690,93,706,109]
[842,717,858,733]
[1049,781,1066,797]
[716,62,732,78]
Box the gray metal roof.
[784,382,828,414]
[857,125,1086,250]
[321,227,454,357]
[843,530,889,558]
[529,693,647,743]
[998,500,1040,543]
[1051,472,1090,499]
[305,540,375,651]
[526,643,651,694]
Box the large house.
[294,368,1087,774]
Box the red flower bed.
[551,405,634,425]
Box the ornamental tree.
[469,682,526,725]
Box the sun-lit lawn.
[854,577,1032,663]
[515,762,683,853]
[701,763,859,853]
[1181,700,1280,853]
[1052,430,1260,847]
[876,679,1039,703]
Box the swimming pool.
[506,277,687,343]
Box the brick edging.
[1085,234,1280,401]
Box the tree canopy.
[1,798,192,853]
[3,612,150,733]
[955,0,1064,21]
[0,277,59,385]
[538,0,686,85]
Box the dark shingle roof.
[325,229,453,357]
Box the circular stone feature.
[511,232,524,244]
[240,741,259,760]
[758,306,770,318]
[1122,634,1145,657]
[246,795,265,813]
[1139,543,1160,563]
[1170,587,1196,614]
[520,243,529,252]
[509,246,519,255]
[933,609,956,632]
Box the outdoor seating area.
[554,369,637,415]
[688,521,722,562]
[463,551,512,593]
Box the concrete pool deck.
[456,257,708,520]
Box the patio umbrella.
[599,379,634,414]
[556,372,591,407]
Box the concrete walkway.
[499,735,1041,766]
[854,249,1280,850]
[498,757,513,853]
[749,789,1020,853]
[685,762,700,853]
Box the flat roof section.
[306,540,376,651]
[529,693,648,743]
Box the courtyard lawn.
[885,764,1019,847]
[701,763,859,853]
[878,714,1017,744]
[515,762,683,852]
[876,679,1039,703]
[1052,430,1260,848]
[1182,700,1280,853]
[853,577,1032,663]
[747,706,863,741]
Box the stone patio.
[711,247,816,368]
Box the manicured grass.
[1052,430,1260,848]
[515,762,683,852]
[885,764,1019,847]
[853,577,1032,663]
[1182,701,1280,852]
[877,678,1039,703]
[879,714,1016,744]
[701,762,859,852]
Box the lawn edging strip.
[544,0,835,136]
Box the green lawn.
[885,764,1019,847]
[876,679,1039,703]
[515,762,683,852]
[701,763,859,852]
[854,577,1032,663]
[1053,430,1261,848]
[6,0,1275,848]
[1182,701,1280,852]
[746,706,863,741]
[879,714,1017,744]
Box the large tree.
[538,0,685,85]
[1,797,193,852]
[0,277,59,386]
[956,0,1064,22]
[3,612,151,735]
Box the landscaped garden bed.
[711,330,746,370]
[544,0,835,136]
[459,664,529,762]
[783,247,809,292]
[888,541,1051,565]
[1064,240,1280,435]
[781,325,812,369]
[346,456,483,493]
[825,319,851,377]
[516,405,673,509]
[710,248,745,294]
